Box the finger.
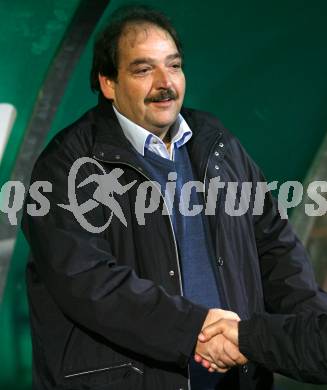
[217,309,240,322]
[223,339,241,361]
[210,336,237,367]
[208,362,220,373]
[199,320,225,342]
[194,354,202,363]
[235,353,248,365]
[201,360,211,369]
[217,368,229,373]
[221,320,239,345]
[214,362,230,374]
[216,360,228,369]
[223,339,248,365]
[201,358,213,366]
[218,351,236,367]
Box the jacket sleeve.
[239,312,327,383]
[237,137,327,314]
[22,134,208,367]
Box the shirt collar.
[112,104,192,158]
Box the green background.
[0,0,326,389]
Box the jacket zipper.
[64,362,144,378]
[203,132,222,195]
[202,132,232,311]
[202,133,249,378]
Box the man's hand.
[195,331,241,372]
[194,311,247,373]
[200,318,239,345]
[194,309,241,372]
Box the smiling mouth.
[150,98,174,105]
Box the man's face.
[100,23,185,137]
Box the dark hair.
[90,4,183,92]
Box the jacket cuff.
[176,304,208,367]
[238,319,253,357]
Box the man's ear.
[98,74,115,100]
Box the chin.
[155,114,178,126]
[153,120,175,131]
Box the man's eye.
[171,63,182,69]
[135,68,150,74]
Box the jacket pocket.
[62,362,143,389]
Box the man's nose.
[154,67,172,89]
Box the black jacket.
[240,311,327,384]
[22,97,327,390]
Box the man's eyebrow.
[128,53,182,68]
[166,53,182,61]
[128,57,155,68]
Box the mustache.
[144,89,177,103]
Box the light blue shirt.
[112,104,192,160]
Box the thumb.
[198,320,225,342]
[219,309,240,322]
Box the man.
[22,5,327,390]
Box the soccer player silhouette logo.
[58,157,136,233]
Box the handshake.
[194,309,248,373]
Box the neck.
[162,129,172,151]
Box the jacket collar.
[181,107,223,181]
[92,94,223,181]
